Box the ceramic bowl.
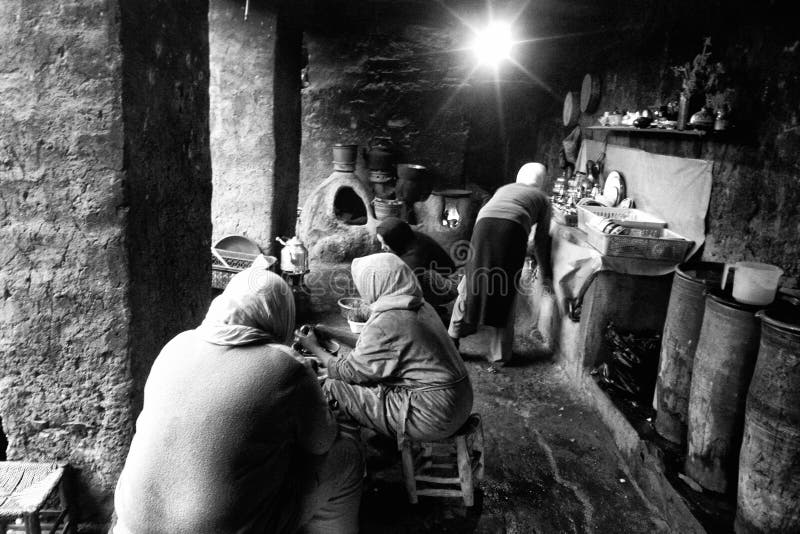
[338,297,370,322]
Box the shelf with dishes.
[586,125,707,137]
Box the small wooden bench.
[0,462,75,534]
[400,413,485,506]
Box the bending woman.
[297,253,473,447]
[113,267,363,534]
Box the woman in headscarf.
[449,162,554,366]
[296,253,473,448]
[113,266,363,534]
[376,217,459,322]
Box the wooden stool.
[400,413,485,506]
[0,462,75,534]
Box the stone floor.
[339,326,673,534]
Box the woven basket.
[577,205,667,236]
[584,224,691,262]
[211,249,259,289]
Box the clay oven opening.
[333,186,368,225]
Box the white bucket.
[347,320,366,333]
[721,261,783,306]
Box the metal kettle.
[364,136,395,171]
[276,236,309,274]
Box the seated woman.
[376,217,460,319]
[113,267,363,534]
[296,253,473,448]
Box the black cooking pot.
[395,164,432,204]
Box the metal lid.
[705,288,763,313]
[676,261,724,287]
[758,297,800,333]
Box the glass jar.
[714,106,729,131]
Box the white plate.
[600,171,626,207]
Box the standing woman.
[296,253,472,448]
[113,267,363,534]
[448,162,554,366]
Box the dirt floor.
[313,313,673,534]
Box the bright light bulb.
[472,21,513,66]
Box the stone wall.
[209,0,279,251]
[299,3,551,206]
[0,1,130,521]
[121,0,212,418]
[300,6,461,205]
[533,0,800,283]
[0,0,210,525]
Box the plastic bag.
[591,322,661,403]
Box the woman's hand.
[295,325,321,352]
[294,326,334,368]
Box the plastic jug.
[721,261,783,306]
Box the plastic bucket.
[722,261,783,306]
[347,320,366,333]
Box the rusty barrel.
[684,289,760,493]
[655,262,724,445]
[735,301,800,533]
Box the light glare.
[472,22,513,66]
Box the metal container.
[655,262,724,445]
[276,236,309,274]
[736,302,800,533]
[396,164,431,205]
[684,289,760,493]
[364,136,395,171]
[332,144,358,172]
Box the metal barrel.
[684,290,761,493]
[655,262,724,445]
[735,302,800,533]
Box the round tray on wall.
[580,73,601,113]
[563,91,580,127]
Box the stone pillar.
[0,0,211,525]
[209,0,301,254]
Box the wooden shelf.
[586,126,707,137]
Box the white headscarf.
[197,268,295,346]
[351,253,423,313]
[516,162,547,187]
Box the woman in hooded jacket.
[375,217,459,315]
[296,253,473,448]
[112,267,363,534]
